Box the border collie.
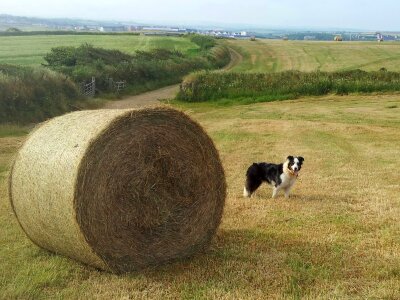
[243,156,304,199]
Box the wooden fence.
[108,78,126,93]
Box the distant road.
[103,47,243,109]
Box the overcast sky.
[1,0,399,31]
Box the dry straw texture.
[9,107,226,273]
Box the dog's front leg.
[284,187,292,199]
[272,186,280,198]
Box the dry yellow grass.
[1,94,400,299]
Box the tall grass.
[0,64,81,124]
[177,69,400,102]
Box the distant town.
[1,14,399,42]
[78,25,251,39]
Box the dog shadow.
[248,190,347,203]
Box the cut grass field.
[225,39,400,73]
[0,35,199,66]
[1,94,399,299]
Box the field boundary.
[103,46,242,109]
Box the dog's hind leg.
[244,178,262,198]
[243,187,251,198]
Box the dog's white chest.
[279,173,296,188]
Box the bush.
[177,70,400,102]
[134,48,184,60]
[44,43,132,67]
[1,41,231,124]
[0,64,81,124]
[45,44,230,95]
[6,27,22,32]
[189,35,216,50]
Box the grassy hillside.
[1,95,399,298]
[0,35,199,66]
[226,39,400,72]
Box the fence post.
[91,77,95,98]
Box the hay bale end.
[9,107,226,273]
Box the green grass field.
[0,35,199,66]
[1,94,399,299]
[226,39,400,73]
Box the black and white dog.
[243,156,304,199]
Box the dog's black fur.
[244,156,304,198]
[246,162,283,191]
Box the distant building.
[304,36,316,40]
[143,27,180,32]
[84,25,98,31]
[102,26,127,32]
[126,25,142,32]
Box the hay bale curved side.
[9,108,226,272]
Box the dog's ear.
[287,155,294,161]
[298,156,304,162]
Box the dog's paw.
[243,187,252,198]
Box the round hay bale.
[9,107,226,273]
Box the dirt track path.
[103,47,243,109]
[220,47,242,72]
[104,85,179,109]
